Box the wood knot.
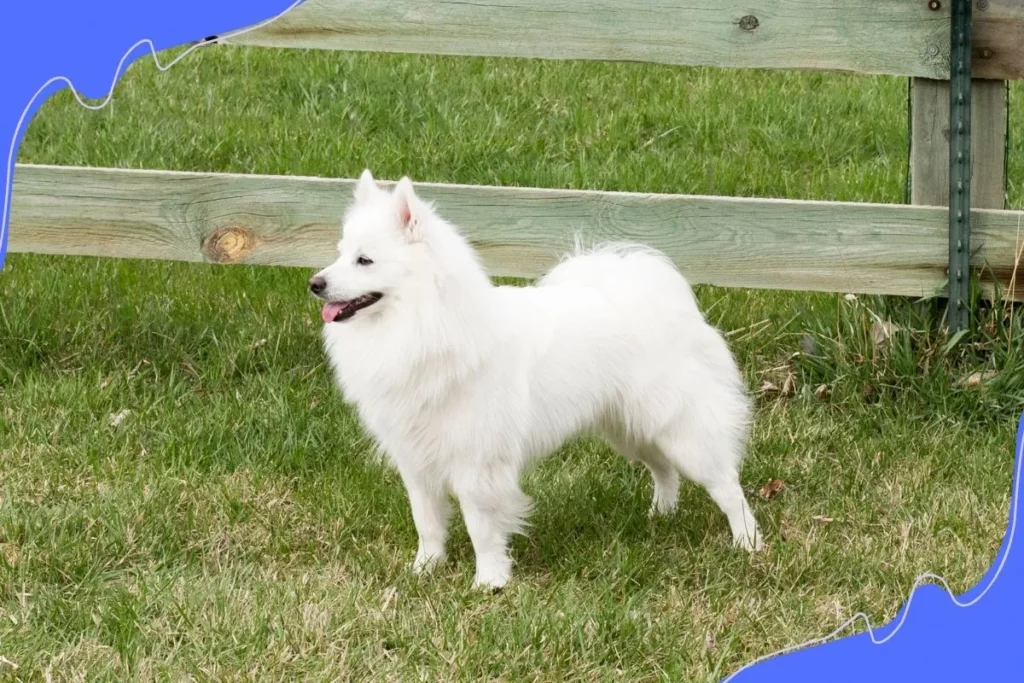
[739,15,759,31]
[202,225,258,263]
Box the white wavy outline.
[0,0,306,261]
[0,1,1020,679]
[723,417,1022,682]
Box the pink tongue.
[321,301,348,323]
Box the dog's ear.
[353,169,380,205]
[393,177,423,241]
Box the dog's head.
[310,170,435,324]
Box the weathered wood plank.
[975,0,1024,81]
[10,164,1024,300]
[224,0,1024,80]
[910,77,1007,208]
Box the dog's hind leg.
[643,448,681,517]
[701,472,761,551]
[603,431,680,517]
[654,425,762,551]
[399,469,452,574]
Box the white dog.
[311,171,762,590]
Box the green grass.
[3,46,1023,681]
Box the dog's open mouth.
[321,293,383,323]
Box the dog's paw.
[471,558,511,592]
[733,531,764,553]
[473,581,505,596]
[471,574,509,593]
[410,550,446,575]
[648,502,678,519]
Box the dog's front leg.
[399,470,451,574]
[455,475,531,591]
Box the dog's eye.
[356,256,373,266]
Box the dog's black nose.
[309,276,327,295]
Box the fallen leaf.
[814,384,830,400]
[107,409,132,429]
[812,515,834,524]
[758,478,785,499]
[956,370,999,388]
[759,380,779,395]
[781,373,796,396]
[870,318,899,349]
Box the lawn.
[2,45,1024,681]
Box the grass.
[2,45,1024,681]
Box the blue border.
[726,409,1023,681]
[0,0,302,268]
[1,3,1021,681]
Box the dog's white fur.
[314,170,762,589]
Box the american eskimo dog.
[311,171,762,589]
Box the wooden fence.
[10,0,1024,313]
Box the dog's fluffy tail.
[539,239,701,316]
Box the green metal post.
[948,0,972,333]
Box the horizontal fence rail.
[10,164,1024,300]
[226,0,1024,81]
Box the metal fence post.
[948,0,973,333]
